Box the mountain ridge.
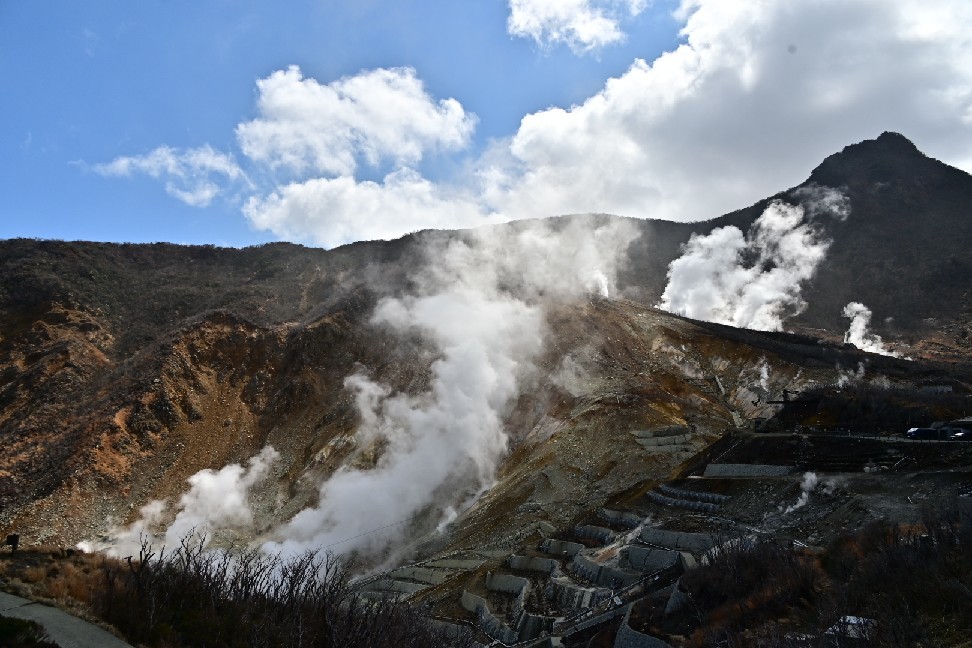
[1,131,971,553]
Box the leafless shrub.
[91,534,472,647]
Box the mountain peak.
[873,130,922,152]
[808,131,927,187]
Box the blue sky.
[3,1,972,248]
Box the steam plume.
[836,362,866,388]
[658,200,832,331]
[781,471,837,515]
[842,302,899,357]
[262,217,638,561]
[80,446,279,557]
[758,358,770,392]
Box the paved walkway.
[0,590,133,648]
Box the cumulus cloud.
[94,1,972,245]
[842,302,900,357]
[507,0,648,53]
[81,446,279,557]
[93,144,245,207]
[242,168,497,248]
[493,0,972,223]
[262,218,638,562]
[236,66,476,177]
[658,199,833,331]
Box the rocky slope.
[1,131,971,560]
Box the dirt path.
[0,591,132,648]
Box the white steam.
[264,292,543,560]
[781,471,837,515]
[262,217,638,561]
[842,302,900,357]
[658,200,832,331]
[758,358,771,392]
[80,446,280,557]
[792,183,851,221]
[836,362,866,388]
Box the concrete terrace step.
[646,490,721,513]
[656,484,731,505]
[541,538,585,558]
[509,555,559,575]
[634,433,694,446]
[425,556,486,570]
[621,546,680,572]
[598,508,644,530]
[388,566,455,585]
[629,426,692,440]
[366,578,430,596]
[574,525,616,545]
[570,555,646,589]
[635,439,694,452]
[640,527,715,553]
[546,576,612,610]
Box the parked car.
[907,427,948,440]
[945,426,972,440]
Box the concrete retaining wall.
[509,555,558,574]
[461,590,487,613]
[563,603,631,637]
[541,538,584,557]
[664,580,690,615]
[630,425,690,439]
[575,525,616,544]
[370,578,428,595]
[572,555,643,589]
[486,572,530,596]
[636,433,693,446]
[646,490,720,513]
[640,528,714,553]
[637,441,692,453]
[599,508,644,529]
[517,611,557,642]
[657,484,730,504]
[622,547,679,573]
[461,591,519,645]
[388,566,451,585]
[614,606,673,648]
[425,557,484,569]
[546,577,611,610]
[703,463,794,477]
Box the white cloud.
[93,144,245,207]
[242,168,499,248]
[496,0,972,222]
[235,65,476,177]
[507,0,648,53]
[94,1,972,246]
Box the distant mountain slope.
[2,131,972,553]
[2,132,969,358]
[622,132,972,353]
